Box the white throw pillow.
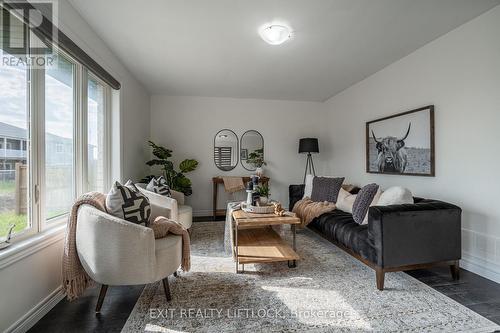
[303,174,314,199]
[336,188,356,213]
[377,186,413,206]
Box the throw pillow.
[146,176,171,197]
[303,174,314,199]
[336,188,356,213]
[377,186,413,206]
[106,180,151,225]
[310,176,345,203]
[352,183,379,225]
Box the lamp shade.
[299,138,319,153]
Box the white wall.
[0,1,151,332]
[150,96,327,215]
[323,6,500,282]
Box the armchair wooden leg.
[95,284,108,313]
[162,277,172,301]
[376,269,385,291]
[450,260,460,280]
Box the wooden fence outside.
[15,163,28,215]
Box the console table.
[212,176,269,220]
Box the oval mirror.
[214,129,238,171]
[240,130,264,171]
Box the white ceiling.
[69,0,499,102]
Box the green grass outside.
[0,181,15,194]
[0,212,27,239]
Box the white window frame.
[4,47,112,241]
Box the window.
[0,39,30,239]
[44,55,75,221]
[0,8,113,240]
[87,75,107,192]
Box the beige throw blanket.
[62,192,191,301]
[222,176,245,193]
[151,216,191,272]
[62,192,105,301]
[292,197,336,228]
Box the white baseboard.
[461,252,500,284]
[6,286,65,333]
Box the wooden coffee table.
[231,210,300,273]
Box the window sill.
[0,224,66,270]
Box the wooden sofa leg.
[95,285,108,313]
[450,261,460,280]
[162,277,172,301]
[376,269,385,291]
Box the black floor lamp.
[299,138,319,183]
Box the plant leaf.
[148,141,172,160]
[179,159,198,173]
[146,159,166,166]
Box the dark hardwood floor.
[28,265,500,332]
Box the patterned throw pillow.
[106,180,151,225]
[352,183,380,225]
[310,176,345,203]
[146,176,171,197]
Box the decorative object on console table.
[366,105,435,176]
[212,176,269,220]
[299,138,319,183]
[256,183,270,205]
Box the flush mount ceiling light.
[259,24,291,45]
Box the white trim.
[5,286,65,333]
[0,224,65,270]
[461,251,500,284]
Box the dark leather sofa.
[289,184,462,290]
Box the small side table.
[212,176,269,220]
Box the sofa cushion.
[303,174,314,198]
[377,186,413,206]
[308,210,377,264]
[146,176,172,197]
[310,176,345,203]
[106,180,151,225]
[352,183,379,225]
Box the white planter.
[259,197,269,205]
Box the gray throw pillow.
[106,180,151,226]
[352,183,380,224]
[310,176,345,203]
[146,176,171,197]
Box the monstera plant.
[144,141,199,196]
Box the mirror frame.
[213,129,239,171]
[240,130,264,171]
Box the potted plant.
[256,184,270,205]
[247,149,266,177]
[143,141,199,196]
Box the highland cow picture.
[366,105,435,176]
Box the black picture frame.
[366,105,435,177]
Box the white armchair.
[76,204,182,312]
[136,183,193,230]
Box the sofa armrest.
[289,184,305,211]
[137,186,179,222]
[368,200,462,268]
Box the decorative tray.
[241,202,275,214]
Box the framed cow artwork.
[366,105,435,177]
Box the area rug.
[122,222,499,332]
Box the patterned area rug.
[122,222,499,332]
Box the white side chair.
[136,183,193,230]
[76,205,182,312]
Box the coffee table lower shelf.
[234,227,300,271]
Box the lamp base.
[303,153,316,183]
